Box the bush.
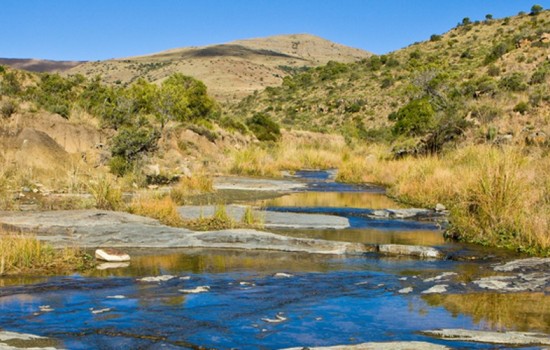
[499,73,527,92]
[430,34,442,42]
[0,100,17,118]
[513,101,529,115]
[108,156,133,177]
[246,113,281,142]
[391,98,435,137]
[484,42,512,64]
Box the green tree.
[391,98,435,136]
[246,113,281,142]
[530,4,543,15]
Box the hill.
[0,58,85,73]
[66,34,371,102]
[231,10,550,152]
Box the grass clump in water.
[0,231,93,275]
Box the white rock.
[421,284,448,294]
[179,286,210,294]
[398,287,413,294]
[262,313,287,323]
[106,295,126,299]
[95,248,130,262]
[90,308,111,314]
[138,275,176,283]
[423,272,457,283]
[274,272,294,278]
[39,305,54,312]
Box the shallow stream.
[0,171,548,349]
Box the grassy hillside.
[232,10,550,152]
[67,34,371,102]
[0,58,85,73]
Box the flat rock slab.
[214,176,306,192]
[281,341,450,350]
[493,257,550,272]
[0,330,63,349]
[0,210,363,255]
[377,244,442,259]
[178,205,350,229]
[422,329,550,346]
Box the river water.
[0,171,548,349]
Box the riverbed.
[0,171,548,349]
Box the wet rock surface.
[0,210,364,255]
[178,205,350,229]
[422,328,550,345]
[0,330,63,349]
[281,341,450,349]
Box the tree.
[390,98,435,137]
[485,14,493,21]
[530,4,543,15]
[461,17,472,26]
[246,113,281,142]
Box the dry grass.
[228,133,349,177]
[128,193,186,227]
[342,144,550,255]
[0,231,92,275]
[87,175,123,210]
[170,172,215,204]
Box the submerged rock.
[281,341,450,349]
[422,328,550,346]
[472,273,550,292]
[493,257,550,272]
[95,248,130,262]
[138,275,176,283]
[179,286,210,294]
[377,244,442,259]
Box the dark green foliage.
[110,126,160,162]
[0,71,21,96]
[364,56,382,71]
[108,156,133,177]
[220,116,249,134]
[484,41,513,64]
[487,64,501,77]
[0,65,4,73]
[513,101,529,114]
[531,4,543,15]
[318,61,349,81]
[499,73,527,92]
[462,17,472,26]
[485,14,493,21]
[530,64,548,84]
[391,98,435,136]
[430,34,442,42]
[187,124,218,142]
[1,100,17,118]
[246,113,281,142]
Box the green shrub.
[513,101,529,115]
[108,156,133,177]
[391,98,435,137]
[499,73,527,92]
[530,4,543,15]
[1,100,17,118]
[484,42,512,64]
[246,113,281,142]
[430,34,442,42]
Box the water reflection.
[271,228,446,246]
[423,292,550,333]
[88,249,343,278]
[256,191,403,209]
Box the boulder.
[95,248,131,262]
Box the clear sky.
[2,0,549,61]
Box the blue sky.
[2,1,549,61]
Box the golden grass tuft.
[170,173,215,204]
[0,232,92,275]
[340,144,550,255]
[128,193,186,227]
